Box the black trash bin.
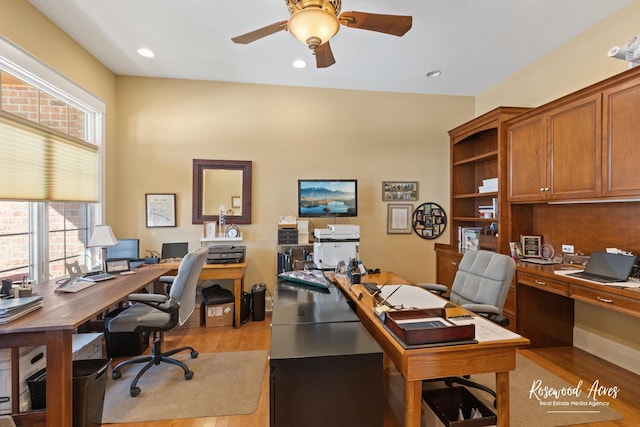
[251,283,266,321]
[27,358,111,427]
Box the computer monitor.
[161,242,188,259]
[106,239,140,261]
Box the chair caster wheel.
[130,387,141,397]
[190,350,199,359]
[112,371,121,380]
[185,370,194,380]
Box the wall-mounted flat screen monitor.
[298,179,358,218]
[106,238,140,261]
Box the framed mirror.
[192,159,252,225]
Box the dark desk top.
[270,322,382,360]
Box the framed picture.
[105,259,130,273]
[521,235,542,258]
[387,204,413,234]
[412,202,447,240]
[203,221,216,238]
[145,193,176,228]
[382,181,418,201]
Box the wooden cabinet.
[507,94,601,202]
[508,66,640,204]
[448,107,530,254]
[602,78,640,198]
[434,245,462,291]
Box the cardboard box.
[205,302,234,327]
[72,332,103,360]
[175,295,204,329]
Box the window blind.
[0,110,99,202]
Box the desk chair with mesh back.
[108,246,208,397]
[417,250,516,403]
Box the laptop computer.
[567,251,637,283]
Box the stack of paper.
[0,296,43,324]
[478,177,498,193]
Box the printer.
[206,245,245,264]
[313,225,360,270]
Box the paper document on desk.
[448,316,521,343]
[378,284,449,310]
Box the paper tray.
[384,309,475,346]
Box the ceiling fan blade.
[231,20,288,44]
[339,11,412,36]
[315,42,336,68]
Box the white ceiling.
[28,0,633,96]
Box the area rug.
[422,354,622,426]
[101,350,267,423]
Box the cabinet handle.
[539,188,545,192]
[534,280,546,286]
[596,296,613,304]
[545,187,550,192]
[451,262,457,266]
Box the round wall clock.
[412,202,447,240]
[225,224,240,238]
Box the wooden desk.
[516,262,640,347]
[333,272,530,427]
[0,265,172,427]
[163,260,248,328]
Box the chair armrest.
[128,293,167,304]
[460,303,500,315]
[416,283,448,295]
[460,303,509,327]
[159,276,175,284]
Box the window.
[0,36,105,283]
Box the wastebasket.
[26,358,111,427]
[251,283,266,321]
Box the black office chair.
[417,250,516,404]
[107,246,208,397]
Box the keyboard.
[82,272,116,282]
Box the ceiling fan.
[231,0,413,68]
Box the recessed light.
[426,70,442,78]
[137,48,155,58]
[292,59,307,69]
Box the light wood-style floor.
[103,318,640,427]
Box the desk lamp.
[87,225,118,273]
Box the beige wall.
[476,0,640,353]
[114,77,473,287]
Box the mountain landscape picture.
[298,180,357,217]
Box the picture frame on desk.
[521,235,542,258]
[203,221,216,238]
[145,193,176,227]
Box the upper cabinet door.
[602,79,640,198]
[507,115,547,202]
[547,94,602,201]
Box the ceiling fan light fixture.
[288,7,340,50]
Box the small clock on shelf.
[225,224,240,238]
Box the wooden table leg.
[404,379,422,427]
[45,330,73,427]
[495,371,510,427]
[234,278,241,328]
